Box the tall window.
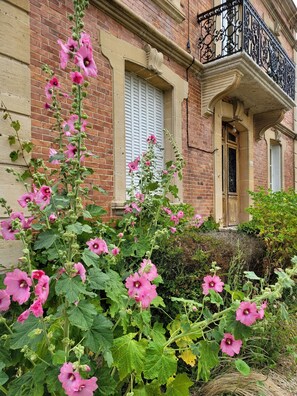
[270,141,282,191]
[125,72,164,188]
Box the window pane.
[270,143,282,192]
[228,147,237,193]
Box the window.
[270,141,282,191]
[125,72,164,189]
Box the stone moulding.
[144,44,164,75]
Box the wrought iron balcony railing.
[197,0,295,100]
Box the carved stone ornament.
[144,44,164,75]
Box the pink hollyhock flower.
[49,148,60,164]
[236,301,258,326]
[111,247,120,256]
[40,185,52,196]
[10,211,26,227]
[125,273,151,298]
[170,227,177,233]
[74,46,97,77]
[0,290,10,312]
[35,187,51,210]
[4,269,32,304]
[70,71,84,85]
[147,134,157,144]
[45,82,53,99]
[124,205,133,214]
[65,144,77,159]
[86,238,108,255]
[58,362,81,393]
[202,275,224,295]
[145,161,151,166]
[80,32,92,48]
[139,259,158,281]
[220,333,242,357]
[49,213,57,222]
[137,284,157,309]
[135,192,145,202]
[17,309,30,323]
[117,232,124,238]
[131,202,141,213]
[70,377,98,396]
[22,216,34,230]
[0,219,17,240]
[44,102,51,110]
[17,192,35,208]
[49,76,60,88]
[177,210,184,219]
[57,37,78,69]
[128,157,140,172]
[35,275,50,303]
[30,298,43,317]
[257,301,267,320]
[163,207,172,215]
[170,215,179,225]
[32,270,45,280]
[193,214,204,228]
[63,114,79,136]
[74,262,86,283]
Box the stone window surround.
[150,0,185,23]
[265,128,285,191]
[99,30,188,212]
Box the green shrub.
[246,188,297,269]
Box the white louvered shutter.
[125,72,164,189]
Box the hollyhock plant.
[31,270,45,280]
[236,301,259,326]
[65,144,77,159]
[128,157,140,172]
[0,219,17,240]
[17,309,30,323]
[139,259,158,281]
[17,192,35,208]
[4,269,32,304]
[57,37,78,69]
[257,301,267,320]
[202,275,224,295]
[49,148,60,164]
[58,362,81,393]
[29,298,44,317]
[0,290,10,312]
[220,333,242,357]
[125,272,152,298]
[70,71,84,85]
[147,134,157,144]
[111,247,120,256]
[86,238,108,255]
[69,377,98,396]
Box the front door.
[222,123,239,226]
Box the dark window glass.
[228,147,236,193]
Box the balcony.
[197,0,296,120]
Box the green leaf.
[134,381,162,396]
[197,341,220,381]
[11,120,20,132]
[34,230,58,250]
[8,135,16,145]
[52,350,66,365]
[244,271,261,280]
[68,300,97,331]
[168,184,179,198]
[9,150,19,161]
[96,367,117,396]
[85,204,106,217]
[82,248,99,267]
[209,289,223,305]
[235,359,251,376]
[112,333,147,380]
[0,362,9,386]
[55,276,87,303]
[10,316,45,350]
[144,343,177,385]
[22,141,33,153]
[66,222,92,234]
[84,314,113,354]
[165,373,193,396]
[88,267,110,290]
[51,195,70,209]
[20,169,31,181]
[7,363,46,396]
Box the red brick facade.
[29,0,296,222]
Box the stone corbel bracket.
[144,44,164,75]
[201,70,243,117]
[254,109,286,141]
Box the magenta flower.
[74,262,86,283]
[0,220,17,240]
[139,259,158,281]
[0,290,10,312]
[147,134,157,144]
[117,232,124,238]
[65,144,77,159]
[86,238,108,255]
[170,215,179,225]
[30,299,43,317]
[80,32,91,48]
[17,309,30,323]
[257,301,267,320]
[202,275,224,295]
[4,269,32,304]
[17,192,35,208]
[49,76,60,88]
[137,284,157,309]
[57,37,78,69]
[49,213,57,222]
[58,362,81,394]
[69,377,98,396]
[177,210,184,219]
[35,275,50,303]
[70,71,84,85]
[163,207,172,215]
[40,185,52,196]
[111,247,120,256]
[128,157,140,172]
[74,46,97,77]
[193,214,204,228]
[31,270,45,280]
[236,301,258,326]
[45,82,53,99]
[63,114,79,136]
[170,227,177,233]
[131,202,142,213]
[125,273,151,298]
[220,333,242,357]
